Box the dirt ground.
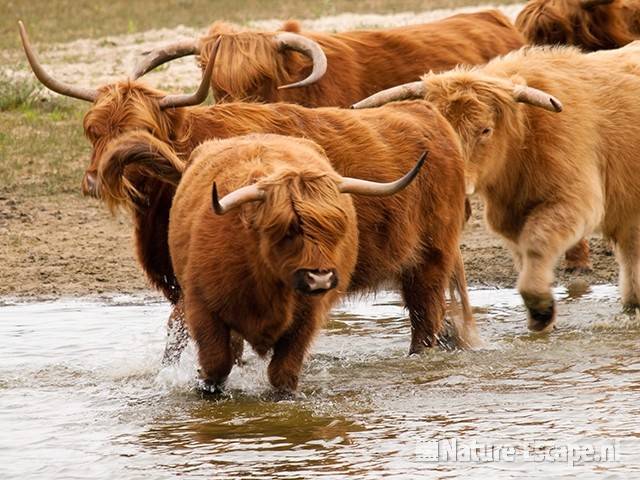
[0,194,618,300]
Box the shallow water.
[1,286,639,479]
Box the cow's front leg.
[518,251,560,332]
[184,291,233,391]
[517,211,585,332]
[401,249,451,354]
[268,302,320,394]
[612,224,640,312]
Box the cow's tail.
[445,247,483,349]
[97,130,186,214]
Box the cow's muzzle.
[293,269,338,295]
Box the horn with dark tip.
[338,151,428,196]
[212,182,266,215]
[130,40,200,79]
[18,20,99,102]
[581,0,614,9]
[512,85,563,112]
[159,38,221,109]
[274,32,328,90]
[351,81,425,109]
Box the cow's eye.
[282,222,301,243]
[480,127,493,137]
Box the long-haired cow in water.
[131,10,525,107]
[165,134,425,392]
[19,21,478,365]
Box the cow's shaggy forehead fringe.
[252,167,348,260]
[199,24,289,101]
[83,82,189,157]
[421,67,523,144]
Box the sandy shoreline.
[0,194,618,301]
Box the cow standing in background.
[354,42,640,332]
[132,10,525,107]
[20,21,478,358]
[167,134,424,393]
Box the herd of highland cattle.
[15,0,640,394]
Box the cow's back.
[283,10,525,107]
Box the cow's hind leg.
[612,224,640,312]
[565,239,592,273]
[268,302,320,394]
[401,248,452,354]
[184,291,233,392]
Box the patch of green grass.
[0,98,87,197]
[0,69,41,111]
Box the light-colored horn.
[211,182,266,215]
[581,0,614,9]
[130,40,200,79]
[351,81,425,109]
[338,151,428,196]
[18,21,98,102]
[512,85,563,112]
[274,32,327,90]
[159,38,221,109]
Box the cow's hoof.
[566,278,591,299]
[195,378,226,396]
[622,303,640,315]
[527,303,556,333]
[408,337,435,355]
[269,389,298,402]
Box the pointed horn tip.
[550,98,563,112]
[18,20,27,41]
[417,150,428,170]
[408,150,429,181]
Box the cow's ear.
[280,20,301,33]
[508,74,527,88]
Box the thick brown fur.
[516,0,638,50]
[194,11,524,107]
[411,42,640,331]
[91,84,478,355]
[169,134,359,392]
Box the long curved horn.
[158,38,220,109]
[338,151,428,196]
[581,0,614,9]
[130,40,200,79]
[18,21,98,102]
[212,182,266,215]
[512,85,563,112]
[351,81,425,109]
[274,32,327,90]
